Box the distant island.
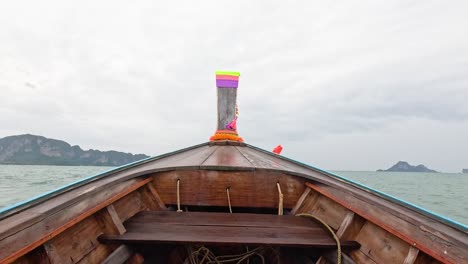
[463,169,468,173]
[377,161,437,173]
[0,134,149,166]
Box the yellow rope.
[276,182,283,215]
[177,179,182,212]
[226,187,233,214]
[296,213,341,264]
[185,245,267,264]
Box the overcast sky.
[0,1,467,172]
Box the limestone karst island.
[0,134,149,166]
[378,161,437,172]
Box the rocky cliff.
[0,134,149,166]
[377,161,437,172]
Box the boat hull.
[0,142,466,263]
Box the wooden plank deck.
[99,211,360,249]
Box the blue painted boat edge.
[246,144,468,231]
[0,142,211,216]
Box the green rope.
[296,213,342,264]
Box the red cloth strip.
[216,75,239,81]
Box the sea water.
[0,165,113,210]
[331,170,468,226]
[0,165,466,225]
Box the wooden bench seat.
[98,211,360,249]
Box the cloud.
[0,1,467,171]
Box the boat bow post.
[210,71,243,142]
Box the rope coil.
[185,245,270,264]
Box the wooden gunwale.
[0,177,152,263]
[305,182,467,264]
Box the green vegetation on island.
[0,134,149,166]
[377,161,437,173]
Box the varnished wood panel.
[349,250,378,264]
[202,146,253,169]
[74,243,113,264]
[146,183,167,210]
[43,242,61,264]
[42,216,108,264]
[290,188,311,215]
[112,191,145,223]
[100,227,359,249]
[95,205,126,235]
[13,246,50,264]
[126,211,328,229]
[292,189,320,215]
[413,252,442,264]
[236,146,298,171]
[99,212,360,249]
[97,205,136,264]
[152,169,306,208]
[100,245,133,264]
[336,212,355,238]
[138,186,158,210]
[354,221,411,263]
[142,144,218,170]
[339,213,366,241]
[403,246,420,264]
[301,195,351,230]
